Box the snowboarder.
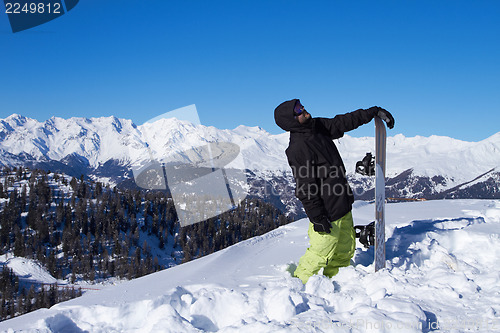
[274,99,394,283]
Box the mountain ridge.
[1,114,499,217]
[2,113,498,171]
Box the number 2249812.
[5,2,62,14]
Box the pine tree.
[48,284,57,307]
[0,297,5,320]
[27,285,35,313]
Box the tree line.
[0,166,290,321]
[0,266,82,321]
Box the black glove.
[367,106,395,129]
[311,215,331,233]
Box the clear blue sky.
[1,0,499,141]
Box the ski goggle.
[294,101,305,117]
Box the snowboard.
[374,116,387,272]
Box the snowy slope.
[0,256,57,285]
[1,199,499,332]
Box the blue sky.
[1,0,499,141]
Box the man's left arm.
[318,106,394,139]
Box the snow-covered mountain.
[0,114,289,172]
[1,199,499,332]
[1,114,499,216]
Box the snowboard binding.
[355,222,375,249]
[355,152,375,176]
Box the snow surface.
[1,199,499,332]
[0,256,57,285]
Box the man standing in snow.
[274,99,394,283]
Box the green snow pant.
[294,211,356,284]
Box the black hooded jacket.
[274,99,377,224]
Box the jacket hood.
[274,99,312,133]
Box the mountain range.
[1,114,499,218]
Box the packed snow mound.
[1,256,57,284]
[0,255,57,283]
[1,199,499,332]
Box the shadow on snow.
[353,216,485,268]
